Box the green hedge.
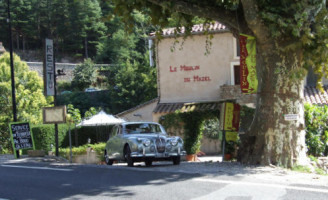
[58,143,106,162]
[304,103,328,156]
[240,104,328,157]
[31,124,113,151]
[31,124,69,151]
[60,125,113,148]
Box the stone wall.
[26,62,111,82]
[27,62,76,82]
[220,84,256,106]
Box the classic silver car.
[104,122,185,167]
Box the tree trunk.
[238,40,308,168]
[16,34,20,50]
[22,36,26,52]
[85,37,88,59]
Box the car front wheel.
[124,146,134,167]
[104,150,114,165]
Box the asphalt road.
[0,161,328,200]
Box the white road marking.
[1,165,73,172]
[193,178,328,194]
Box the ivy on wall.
[160,110,219,154]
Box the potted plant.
[184,136,201,161]
[224,141,235,161]
[182,113,203,161]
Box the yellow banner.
[224,102,234,130]
[225,131,238,142]
[240,34,258,94]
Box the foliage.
[0,0,106,59]
[58,143,106,162]
[160,110,219,155]
[96,8,155,63]
[202,118,221,140]
[109,59,157,112]
[111,1,328,85]
[0,53,51,152]
[31,124,70,151]
[239,106,256,132]
[31,123,112,151]
[304,103,328,156]
[60,125,113,148]
[72,59,98,91]
[292,165,313,174]
[84,107,99,119]
[57,81,72,93]
[57,90,112,115]
[225,141,236,154]
[31,125,54,151]
[111,0,328,167]
[66,104,81,124]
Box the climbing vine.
[160,110,219,154]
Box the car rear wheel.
[145,159,152,167]
[172,156,180,165]
[104,150,114,165]
[124,146,134,167]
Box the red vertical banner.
[240,34,257,94]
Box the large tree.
[0,52,51,151]
[111,0,328,167]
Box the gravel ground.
[1,154,328,187]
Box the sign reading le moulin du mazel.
[9,122,35,158]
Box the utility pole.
[7,0,19,158]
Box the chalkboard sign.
[9,122,35,158]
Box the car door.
[106,125,123,159]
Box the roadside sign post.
[42,106,67,157]
[220,102,241,161]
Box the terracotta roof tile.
[304,86,328,105]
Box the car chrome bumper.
[131,150,186,158]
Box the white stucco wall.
[157,32,238,103]
[117,100,158,122]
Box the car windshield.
[125,123,163,134]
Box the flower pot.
[224,154,232,161]
[186,154,197,161]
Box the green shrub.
[304,103,328,156]
[31,124,68,151]
[31,124,112,151]
[58,143,106,162]
[60,125,113,148]
[203,118,221,140]
[292,165,312,173]
[160,110,219,155]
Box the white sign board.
[43,106,67,124]
[44,38,54,96]
[284,114,299,121]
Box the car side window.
[117,125,123,135]
[111,126,118,137]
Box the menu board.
[9,122,34,154]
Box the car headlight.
[142,139,151,147]
[170,138,178,146]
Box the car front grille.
[155,138,166,153]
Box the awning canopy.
[153,102,221,113]
[78,110,125,126]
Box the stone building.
[117,22,328,155]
